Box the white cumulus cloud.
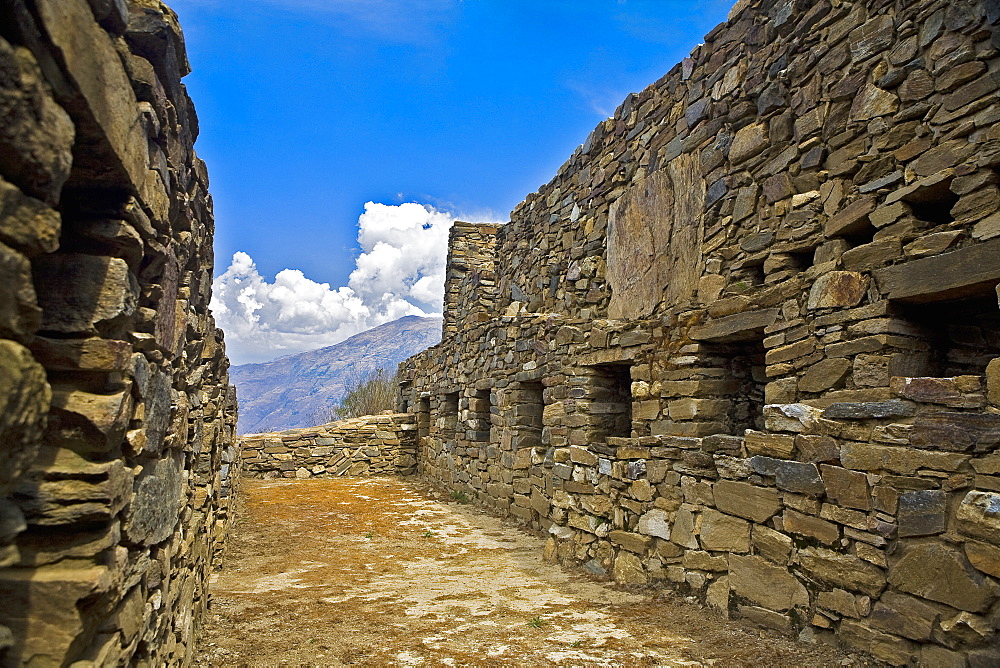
[212,202,465,364]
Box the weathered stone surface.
[0,566,112,666]
[48,386,132,454]
[33,254,138,334]
[29,336,132,372]
[897,490,947,537]
[0,0,237,664]
[752,524,792,565]
[737,605,793,633]
[607,162,704,320]
[699,509,749,553]
[839,620,918,665]
[841,238,901,271]
[705,575,729,612]
[713,480,781,523]
[730,554,808,612]
[0,38,74,203]
[394,1,1000,662]
[744,431,795,458]
[988,358,1000,407]
[729,122,768,164]
[122,451,183,545]
[763,403,823,433]
[798,358,851,393]
[670,507,698,549]
[891,376,975,408]
[820,465,871,510]
[849,84,898,120]
[956,490,1000,544]
[921,645,970,668]
[874,237,1000,302]
[15,451,131,527]
[888,543,994,612]
[807,272,868,310]
[783,509,840,545]
[840,442,969,474]
[749,457,823,495]
[849,15,894,61]
[822,400,915,420]
[609,530,651,554]
[242,416,423,479]
[905,230,962,257]
[869,591,941,642]
[689,309,780,343]
[135,364,173,454]
[965,540,1000,578]
[612,551,646,585]
[0,178,60,257]
[683,550,728,572]
[0,241,40,340]
[824,197,875,237]
[796,547,886,597]
[636,509,671,540]
[0,341,49,495]
[33,0,149,190]
[796,435,839,463]
[910,412,1000,453]
[816,588,869,619]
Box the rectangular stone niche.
[894,295,1000,378]
[695,340,768,436]
[511,380,544,449]
[467,389,492,442]
[441,391,459,442]
[417,395,430,440]
[589,363,633,442]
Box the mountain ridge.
[231,315,441,433]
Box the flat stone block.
[729,554,808,612]
[874,238,1000,302]
[897,489,947,537]
[714,479,781,523]
[888,542,993,612]
[689,308,780,343]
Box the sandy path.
[194,478,874,667]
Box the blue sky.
[173,0,734,363]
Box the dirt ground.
[194,477,876,667]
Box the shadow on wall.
[0,0,238,665]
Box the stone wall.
[0,1,238,665]
[401,0,1000,664]
[241,414,417,479]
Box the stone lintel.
[689,308,780,343]
[578,348,639,366]
[874,239,1000,303]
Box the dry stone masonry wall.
[241,414,418,479]
[401,0,1000,664]
[0,1,238,665]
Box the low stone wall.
[241,414,418,478]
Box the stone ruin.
[2,0,1000,665]
[400,0,1000,664]
[0,0,237,665]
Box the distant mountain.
[231,315,441,434]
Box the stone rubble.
[0,0,238,665]
[399,1,1000,665]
